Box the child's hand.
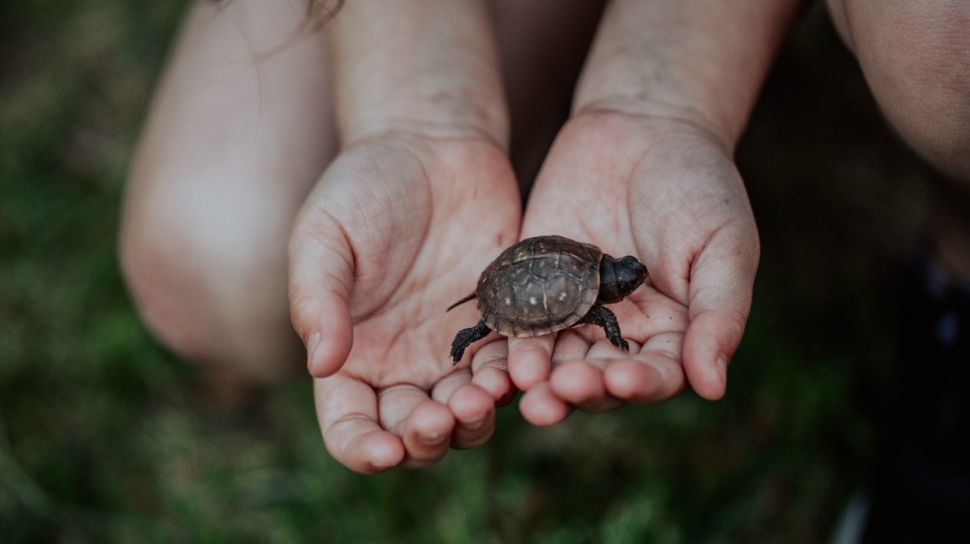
[510,111,759,424]
[288,134,520,472]
[501,0,794,425]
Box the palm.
[290,136,520,471]
[343,162,515,388]
[513,111,759,423]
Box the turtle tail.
[446,292,477,312]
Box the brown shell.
[475,235,602,337]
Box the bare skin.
[826,0,970,279]
[121,0,337,380]
[123,0,586,471]
[122,0,970,472]
[508,0,799,423]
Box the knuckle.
[288,290,321,338]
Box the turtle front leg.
[580,305,630,352]
[450,320,492,364]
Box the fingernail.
[373,461,395,471]
[306,331,321,368]
[372,455,397,471]
[716,355,729,386]
[465,417,486,430]
[421,432,446,445]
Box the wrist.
[573,0,802,148]
[335,82,509,150]
[572,96,734,153]
[329,0,509,150]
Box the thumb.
[683,225,759,400]
[289,210,355,378]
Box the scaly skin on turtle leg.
[580,305,629,352]
[451,320,493,363]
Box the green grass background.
[0,2,937,542]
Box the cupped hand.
[512,110,760,425]
[289,134,520,472]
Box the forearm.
[328,0,508,147]
[575,0,803,146]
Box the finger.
[315,375,404,473]
[430,368,473,404]
[508,335,555,390]
[470,339,515,405]
[546,333,618,411]
[548,332,646,410]
[289,208,355,378]
[519,382,571,426]
[549,329,591,364]
[431,369,497,448]
[604,333,685,403]
[684,226,759,400]
[447,384,496,448]
[585,336,641,361]
[379,385,455,468]
[549,360,621,412]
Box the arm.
[511,1,803,422]
[575,0,802,143]
[328,0,508,147]
[289,1,519,472]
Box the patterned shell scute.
[476,235,602,337]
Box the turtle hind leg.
[450,320,491,364]
[581,305,630,352]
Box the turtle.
[448,235,648,363]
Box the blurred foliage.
[0,1,936,542]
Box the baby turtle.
[448,235,648,363]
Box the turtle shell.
[475,235,602,337]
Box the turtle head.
[598,255,648,303]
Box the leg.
[120,0,337,382]
[826,0,970,181]
[450,320,492,363]
[825,3,970,537]
[580,305,629,352]
[826,1,970,276]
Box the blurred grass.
[0,1,935,542]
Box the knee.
[120,175,219,365]
[119,166,301,380]
[829,0,970,181]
